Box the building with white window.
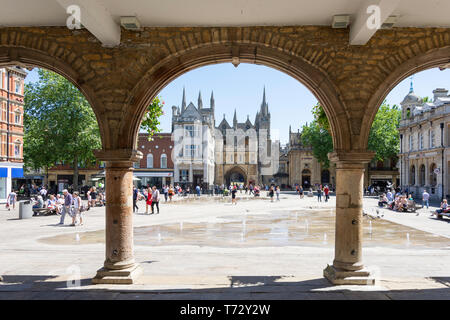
[398,83,450,201]
[0,66,26,202]
[171,88,279,189]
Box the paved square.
[1,193,449,299]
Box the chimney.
[433,88,449,102]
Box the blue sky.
[25,64,450,144]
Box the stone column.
[324,151,376,285]
[92,149,143,285]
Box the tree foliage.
[140,96,165,140]
[24,69,166,190]
[367,103,401,162]
[24,69,101,190]
[301,118,333,168]
[301,101,401,166]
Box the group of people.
[378,191,414,212]
[133,185,161,214]
[295,184,331,202]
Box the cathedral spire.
[409,76,414,93]
[181,87,186,112]
[198,90,203,109]
[261,86,269,116]
[210,91,215,109]
[233,108,237,128]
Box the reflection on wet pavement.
[39,208,450,249]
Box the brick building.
[0,66,26,201]
[133,132,174,188]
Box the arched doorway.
[224,166,247,186]
[302,169,311,189]
[410,165,416,185]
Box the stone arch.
[361,46,450,149]
[0,44,108,149]
[123,42,351,152]
[224,165,247,185]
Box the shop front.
[134,171,174,189]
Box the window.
[160,154,167,169]
[15,80,20,94]
[185,125,195,137]
[410,165,415,185]
[185,145,197,157]
[430,163,437,186]
[147,154,153,168]
[409,135,413,151]
[14,110,21,124]
[14,141,21,157]
[419,164,425,186]
[180,169,188,182]
[0,70,3,89]
[419,132,423,150]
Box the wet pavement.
[39,207,450,250]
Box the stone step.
[331,276,376,286]
[92,276,134,285]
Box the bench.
[32,207,57,216]
[436,209,450,220]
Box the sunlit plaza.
[0,193,449,300]
[2,0,450,306]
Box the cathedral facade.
[171,88,279,189]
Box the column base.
[92,264,143,285]
[323,264,376,285]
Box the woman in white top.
[71,191,83,226]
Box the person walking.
[269,186,275,202]
[276,186,280,201]
[71,191,83,226]
[422,189,430,209]
[145,186,152,214]
[6,190,17,211]
[168,185,174,201]
[90,186,98,208]
[317,185,322,202]
[299,185,304,199]
[39,186,48,201]
[133,186,139,213]
[231,185,237,205]
[324,185,330,202]
[151,186,160,214]
[195,185,201,197]
[163,185,169,202]
[59,189,73,225]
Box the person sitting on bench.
[378,193,388,207]
[434,199,449,217]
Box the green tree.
[368,103,401,162]
[24,69,101,191]
[140,96,165,140]
[301,119,333,168]
[301,101,401,166]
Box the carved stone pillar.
[92,149,143,284]
[324,151,376,285]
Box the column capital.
[94,149,143,162]
[328,150,375,167]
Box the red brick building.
[134,132,174,188]
[0,66,26,201]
